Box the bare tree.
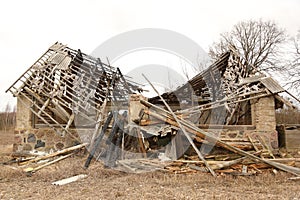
[209,19,286,73]
[284,30,300,96]
[194,53,211,74]
[181,54,211,80]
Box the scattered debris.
[0,143,88,176]
[20,143,88,166]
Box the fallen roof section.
[6,42,143,135]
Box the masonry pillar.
[16,96,32,130]
[251,96,278,149]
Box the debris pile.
[1,143,87,177]
[5,42,300,178]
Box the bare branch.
[209,19,286,73]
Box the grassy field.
[0,156,300,200]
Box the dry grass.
[0,155,300,200]
[0,130,14,145]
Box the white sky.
[0,0,300,110]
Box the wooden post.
[84,112,114,169]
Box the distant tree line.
[0,103,16,131]
[276,107,300,124]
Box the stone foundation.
[13,128,93,153]
[203,128,278,150]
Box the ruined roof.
[6,42,291,132]
[6,42,143,134]
[150,49,285,105]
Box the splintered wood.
[1,143,88,175]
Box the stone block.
[27,133,36,143]
[14,135,23,144]
[35,140,45,149]
[23,144,33,151]
[55,142,64,150]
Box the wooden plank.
[285,90,300,104]
[137,131,147,158]
[52,174,88,185]
[198,124,255,130]
[259,135,275,159]
[21,143,88,166]
[84,112,114,169]
[248,135,260,152]
[288,176,300,180]
[24,153,73,173]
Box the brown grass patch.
[0,130,14,145]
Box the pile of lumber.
[164,157,300,175]
[1,143,87,175]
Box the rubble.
[5,42,300,177]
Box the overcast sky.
[0,0,299,110]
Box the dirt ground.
[0,130,14,145]
[0,131,300,200]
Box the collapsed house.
[6,42,300,175]
[7,42,143,152]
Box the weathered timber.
[52,174,88,186]
[84,112,114,169]
[105,112,121,167]
[21,143,88,166]
[24,153,73,173]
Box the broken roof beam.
[6,48,56,95]
[7,43,142,101]
[22,72,102,115]
[6,42,144,134]
[17,92,71,135]
[23,81,97,126]
[177,88,270,115]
